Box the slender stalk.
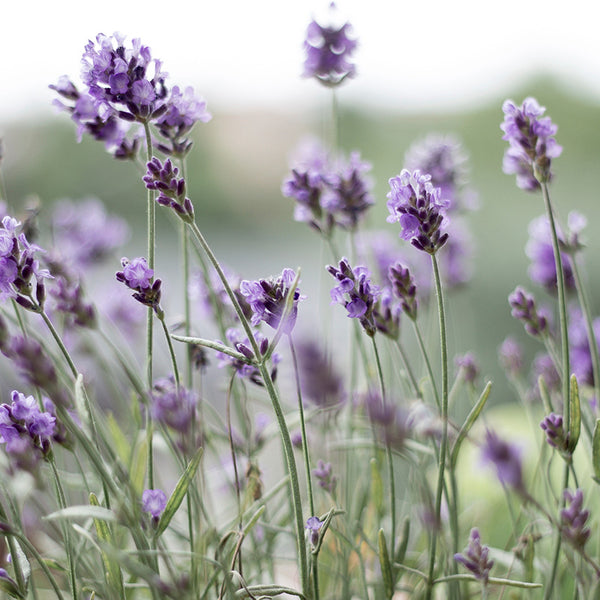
[49,458,77,600]
[425,254,450,600]
[540,181,571,598]
[186,220,308,595]
[411,320,442,410]
[180,159,193,389]
[372,337,396,563]
[394,339,423,400]
[289,335,319,600]
[158,315,181,388]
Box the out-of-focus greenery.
[2,76,600,404]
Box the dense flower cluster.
[388,262,418,321]
[509,286,550,338]
[0,216,52,307]
[372,287,402,339]
[501,97,562,190]
[302,6,357,86]
[215,328,280,386]
[51,33,210,158]
[386,170,449,254]
[327,258,380,336]
[0,391,56,473]
[144,157,195,222]
[540,413,568,453]
[282,141,374,234]
[455,352,479,384]
[560,489,591,550]
[454,528,494,584]
[116,257,162,314]
[312,459,337,494]
[240,268,304,334]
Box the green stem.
[180,159,193,389]
[186,220,308,596]
[158,315,181,387]
[394,339,423,400]
[412,320,442,411]
[372,337,396,561]
[425,254,450,600]
[288,335,319,600]
[49,458,77,600]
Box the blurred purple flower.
[454,528,494,584]
[501,97,562,191]
[313,459,337,495]
[560,489,590,550]
[509,286,550,338]
[481,429,524,492]
[305,516,323,546]
[455,352,479,384]
[569,307,600,387]
[142,488,167,518]
[498,336,523,376]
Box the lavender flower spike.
[508,286,549,338]
[144,157,194,223]
[386,169,449,254]
[454,528,494,584]
[239,268,304,335]
[142,488,168,519]
[501,97,562,191]
[302,4,357,86]
[327,258,380,336]
[540,413,568,453]
[116,257,162,315]
[481,429,524,492]
[560,489,591,550]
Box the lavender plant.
[1,12,599,600]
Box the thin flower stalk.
[186,220,309,595]
[425,254,451,600]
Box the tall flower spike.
[327,257,380,336]
[386,169,449,254]
[508,286,549,338]
[481,429,524,492]
[239,268,304,335]
[388,262,418,321]
[454,528,494,584]
[501,97,562,191]
[560,489,591,550]
[144,157,194,223]
[302,4,357,86]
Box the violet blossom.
[481,429,524,492]
[509,286,550,338]
[560,489,591,550]
[144,157,195,222]
[386,169,449,254]
[501,97,562,190]
[142,488,168,519]
[116,257,162,315]
[454,528,494,584]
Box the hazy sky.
[2,0,599,123]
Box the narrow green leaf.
[567,374,581,454]
[378,529,394,600]
[370,458,384,516]
[0,576,24,599]
[155,447,203,538]
[44,506,117,522]
[171,336,251,362]
[234,584,305,598]
[90,493,124,599]
[129,437,148,497]
[451,381,492,467]
[74,373,91,435]
[106,414,132,466]
[538,375,554,415]
[394,517,410,568]
[592,419,600,484]
[242,505,265,537]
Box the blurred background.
[2,0,600,403]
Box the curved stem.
[412,320,442,411]
[425,254,450,600]
[158,315,181,388]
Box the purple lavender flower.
[0,391,56,473]
[501,97,562,190]
[388,262,418,321]
[143,158,195,222]
[454,528,494,584]
[363,391,407,449]
[302,5,357,86]
[305,516,323,546]
[404,134,476,213]
[240,268,303,334]
[81,33,168,122]
[560,489,590,550]
[46,272,97,329]
[50,198,129,269]
[142,488,168,519]
[386,170,449,254]
[322,152,374,230]
[151,376,198,435]
[327,258,380,336]
[508,286,549,337]
[312,459,337,495]
[373,287,402,340]
[455,352,479,384]
[116,257,162,314]
[481,429,524,492]
[282,140,373,234]
[215,328,280,386]
[540,413,568,453]
[525,215,574,294]
[498,336,523,376]
[295,338,345,409]
[0,216,52,308]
